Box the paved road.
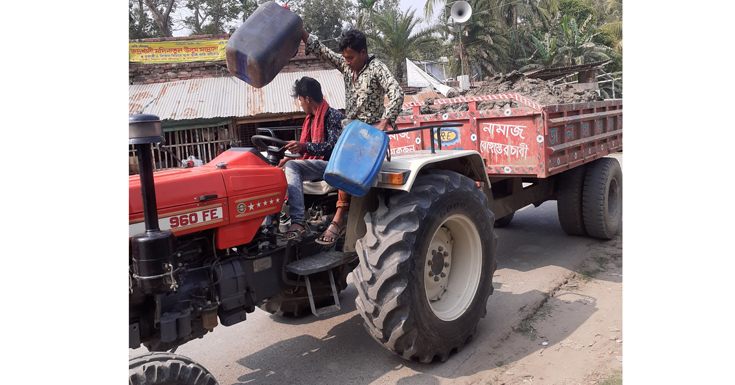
[130,153,622,385]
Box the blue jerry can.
[324,121,389,196]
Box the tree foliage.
[130,0,158,39]
[558,0,596,29]
[291,0,354,51]
[183,0,242,35]
[144,0,179,37]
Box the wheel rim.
[607,178,620,218]
[424,214,482,321]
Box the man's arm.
[375,60,404,130]
[301,30,349,74]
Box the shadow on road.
[229,287,598,384]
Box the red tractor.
[129,115,498,384]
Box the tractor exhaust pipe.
[129,115,176,295]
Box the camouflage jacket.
[304,34,404,130]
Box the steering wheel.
[251,135,287,151]
[251,135,303,165]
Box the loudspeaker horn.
[450,1,472,24]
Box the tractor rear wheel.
[556,164,588,236]
[582,157,622,239]
[129,353,218,385]
[353,170,497,363]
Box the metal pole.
[459,26,464,78]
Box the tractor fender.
[343,150,492,254]
[374,150,491,192]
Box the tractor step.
[285,251,344,275]
[305,272,341,317]
[286,251,344,317]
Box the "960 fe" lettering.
[169,208,221,229]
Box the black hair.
[338,29,368,54]
[290,76,323,103]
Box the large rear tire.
[556,165,588,236]
[353,170,498,363]
[582,158,622,239]
[129,353,218,385]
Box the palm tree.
[368,7,437,83]
[598,21,622,55]
[498,0,559,31]
[355,0,378,32]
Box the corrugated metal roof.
[129,69,345,120]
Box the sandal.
[315,221,345,245]
[281,223,307,240]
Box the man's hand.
[278,158,290,168]
[373,119,391,132]
[285,140,304,154]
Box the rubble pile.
[399,70,603,116]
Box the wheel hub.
[423,214,483,321]
[426,227,452,301]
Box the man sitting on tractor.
[280,76,345,240]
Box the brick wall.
[129,34,333,85]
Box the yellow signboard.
[129,40,227,63]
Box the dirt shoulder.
[468,235,623,385]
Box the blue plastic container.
[225,1,303,88]
[324,121,389,196]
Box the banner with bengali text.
[129,40,227,63]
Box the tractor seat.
[303,180,336,195]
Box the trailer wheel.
[353,170,497,363]
[494,213,514,227]
[129,352,218,385]
[582,158,622,239]
[556,165,588,236]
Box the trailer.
[372,93,623,239]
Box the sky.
[171,0,441,37]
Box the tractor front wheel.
[129,352,218,385]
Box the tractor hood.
[129,167,227,215]
[129,148,277,215]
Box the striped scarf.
[299,99,329,160]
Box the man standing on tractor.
[300,27,404,245]
[281,77,345,240]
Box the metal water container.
[225,1,303,88]
[324,121,389,197]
